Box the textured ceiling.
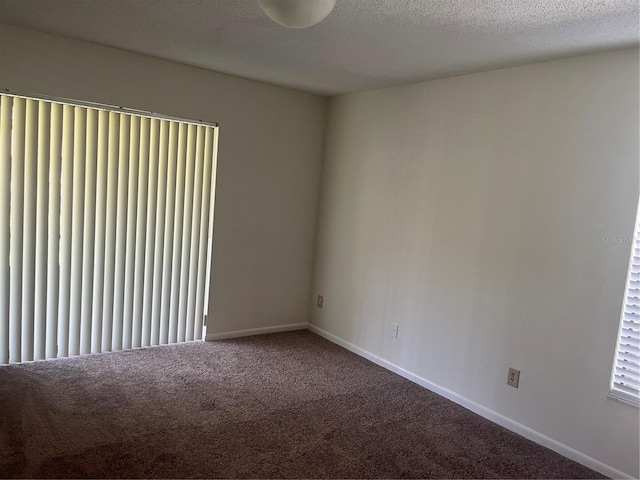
[0,0,638,96]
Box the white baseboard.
[205,323,308,341]
[308,324,633,480]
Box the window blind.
[611,202,640,406]
[0,93,218,364]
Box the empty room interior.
[0,0,639,478]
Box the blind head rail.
[2,89,219,129]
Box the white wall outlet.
[507,367,520,388]
[391,323,399,338]
[317,295,323,308]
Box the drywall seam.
[205,323,309,341]
[308,324,634,480]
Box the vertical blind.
[0,93,218,364]
[611,201,640,406]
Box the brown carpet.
[0,330,603,479]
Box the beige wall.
[0,24,327,335]
[311,49,640,477]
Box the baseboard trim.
[205,323,308,341]
[308,324,632,480]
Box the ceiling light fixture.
[258,0,337,29]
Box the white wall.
[0,24,326,336]
[311,49,640,477]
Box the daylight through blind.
[0,93,218,364]
[611,200,640,406]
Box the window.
[0,92,218,364]
[610,199,640,406]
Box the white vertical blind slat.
[0,96,12,364]
[46,103,63,359]
[185,126,206,341]
[0,93,217,365]
[80,109,98,355]
[69,107,86,356]
[177,124,197,343]
[102,112,120,353]
[132,117,150,348]
[144,119,162,347]
[195,127,218,341]
[149,120,168,346]
[112,115,130,352]
[159,121,178,345]
[203,128,219,319]
[57,104,75,358]
[122,116,140,350]
[168,123,188,344]
[21,100,38,362]
[91,110,109,354]
[34,101,50,361]
[10,97,25,364]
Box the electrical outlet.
[507,367,520,388]
[391,323,399,338]
[317,295,323,308]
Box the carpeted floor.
[0,330,603,479]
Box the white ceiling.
[0,0,638,96]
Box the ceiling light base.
[258,0,337,28]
